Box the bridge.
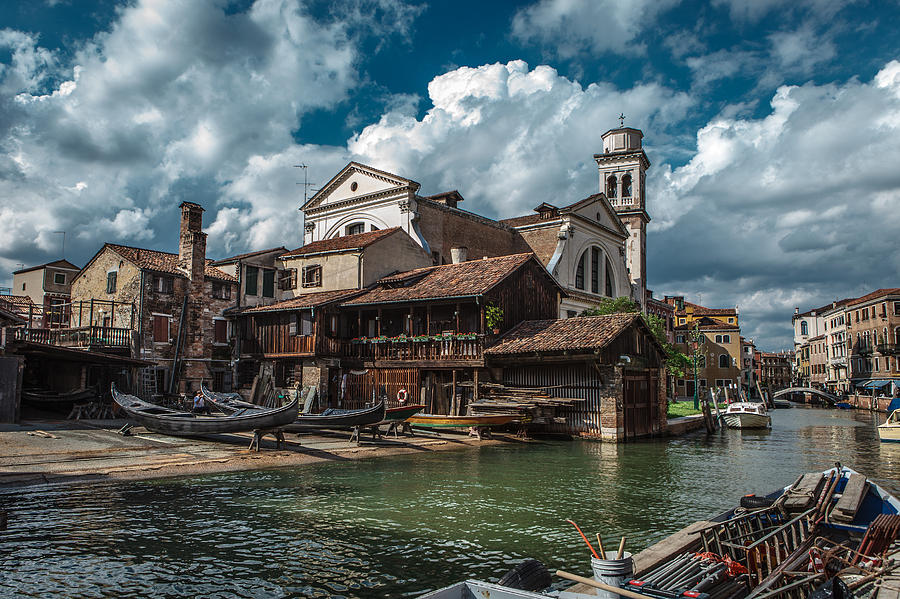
[772,387,839,403]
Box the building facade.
[845,288,900,392]
[11,260,80,328]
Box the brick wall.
[417,201,531,263]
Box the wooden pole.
[617,536,626,559]
[473,368,479,402]
[89,298,94,327]
[451,369,457,415]
[377,308,382,336]
[555,570,645,599]
[455,302,460,332]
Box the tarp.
[856,379,893,389]
[888,397,900,413]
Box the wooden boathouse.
[484,313,667,441]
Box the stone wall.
[417,201,531,264]
[70,248,143,328]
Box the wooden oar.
[565,519,599,559]
[617,536,626,559]
[556,570,646,599]
[596,533,607,560]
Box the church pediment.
[561,193,628,237]
[302,162,420,212]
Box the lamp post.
[690,323,703,410]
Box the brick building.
[756,351,792,390]
[808,334,827,387]
[845,288,900,393]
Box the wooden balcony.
[241,333,343,358]
[12,326,133,351]
[343,335,484,366]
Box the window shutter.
[153,315,168,342]
[288,319,297,336]
[214,319,227,343]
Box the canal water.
[2,406,899,598]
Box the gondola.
[285,400,385,431]
[199,381,260,414]
[111,384,299,436]
[22,386,99,404]
[382,403,426,423]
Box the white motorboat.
[722,401,771,429]
[878,398,900,442]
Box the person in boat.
[192,390,210,415]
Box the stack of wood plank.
[466,382,584,425]
[782,472,825,513]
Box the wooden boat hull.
[285,401,385,431]
[200,382,260,413]
[22,387,98,404]
[112,385,299,435]
[406,413,518,428]
[383,404,425,422]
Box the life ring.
[397,388,408,403]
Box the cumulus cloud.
[650,61,900,348]
[347,60,694,218]
[511,0,681,58]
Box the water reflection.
[0,406,897,598]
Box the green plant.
[485,303,504,330]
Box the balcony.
[343,334,484,366]
[13,326,133,351]
[828,355,848,366]
[877,342,898,355]
[241,333,342,358]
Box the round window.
[350,181,358,192]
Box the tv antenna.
[53,231,66,257]
[294,164,317,207]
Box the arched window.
[800,321,808,336]
[575,251,586,290]
[606,176,617,198]
[605,257,615,297]
[719,354,730,368]
[622,173,632,197]
[894,327,900,344]
[591,247,600,293]
[345,222,365,236]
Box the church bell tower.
[595,120,651,307]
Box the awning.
[855,379,894,389]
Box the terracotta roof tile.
[344,253,537,306]
[106,244,237,282]
[498,213,551,227]
[13,259,80,274]
[210,247,287,265]
[0,294,36,317]
[846,288,900,308]
[281,228,400,257]
[485,313,640,355]
[242,289,364,313]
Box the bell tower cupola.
[595,116,651,307]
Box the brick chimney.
[178,202,206,285]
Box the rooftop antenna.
[294,164,316,208]
[53,231,66,257]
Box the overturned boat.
[111,384,298,436]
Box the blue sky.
[2,0,900,351]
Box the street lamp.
[690,322,703,410]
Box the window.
[212,281,231,299]
[371,225,379,231]
[622,174,632,197]
[53,272,66,285]
[727,317,734,323]
[262,269,275,298]
[800,321,808,335]
[605,257,614,297]
[894,302,900,315]
[715,334,723,343]
[862,308,869,320]
[679,318,686,325]
[152,314,169,343]
[154,275,174,294]
[566,310,577,318]
[21,282,26,290]
[295,312,313,336]
[676,335,685,344]
[606,176,617,198]
[245,266,259,295]
[346,222,365,236]
[697,355,706,368]
[591,247,600,294]
[214,319,227,344]
[279,269,297,290]
[719,354,730,368]
[302,265,322,288]
[723,334,730,343]
[575,251,586,290]
[106,271,117,294]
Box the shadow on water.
[0,406,898,598]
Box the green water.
[1,406,898,598]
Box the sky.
[2,0,900,351]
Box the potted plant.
[485,303,504,334]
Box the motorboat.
[878,398,900,443]
[722,401,771,429]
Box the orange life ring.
[397,388,408,403]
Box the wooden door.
[624,370,652,440]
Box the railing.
[876,342,898,354]
[241,334,343,357]
[343,335,484,362]
[13,326,133,349]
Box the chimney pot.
[450,246,468,264]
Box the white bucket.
[591,551,634,599]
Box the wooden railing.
[13,326,133,349]
[343,335,484,361]
[241,334,344,357]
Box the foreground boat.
[406,413,519,428]
[722,401,771,429]
[878,398,900,443]
[285,401,385,431]
[111,384,299,435]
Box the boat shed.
[484,313,667,442]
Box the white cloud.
[511,0,681,58]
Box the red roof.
[241,289,364,313]
[344,253,542,306]
[210,247,287,266]
[846,288,900,308]
[13,259,80,275]
[485,313,655,355]
[281,228,401,257]
[0,294,35,317]
[106,244,237,282]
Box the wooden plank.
[831,473,868,523]
[784,472,824,512]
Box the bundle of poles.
[635,552,749,599]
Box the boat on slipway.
[285,401,385,432]
[22,386,99,405]
[722,402,771,429]
[111,384,299,436]
[406,413,519,428]
[878,397,900,443]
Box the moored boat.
[111,384,299,435]
[878,398,900,443]
[722,401,771,429]
[406,413,519,428]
